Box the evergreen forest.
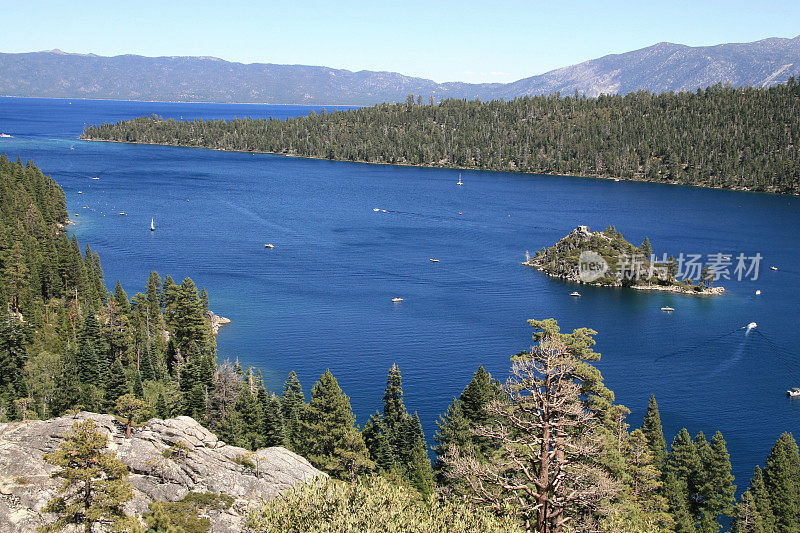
[82,80,800,194]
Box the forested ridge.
[82,80,800,194]
[3,157,800,532]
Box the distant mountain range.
[1,36,799,105]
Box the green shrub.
[246,475,521,532]
[143,491,233,533]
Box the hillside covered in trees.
[82,80,800,194]
[3,156,800,531]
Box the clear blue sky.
[4,1,799,83]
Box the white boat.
[77,191,83,194]
[264,243,274,249]
[429,258,439,262]
[570,292,581,297]
[787,388,800,398]
[770,266,778,271]
[373,208,380,212]
[150,218,155,231]
[0,133,12,138]
[457,174,463,186]
[747,322,757,330]
[755,290,762,295]
[119,212,127,216]
[391,297,403,302]
[92,177,100,180]
[661,306,675,312]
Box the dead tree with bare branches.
[446,336,619,533]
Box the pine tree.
[155,392,170,419]
[733,466,776,533]
[133,370,144,399]
[41,419,133,532]
[433,398,470,479]
[458,365,501,455]
[0,312,29,395]
[186,383,207,421]
[200,287,210,312]
[697,431,736,527]
[218,409,247,448]
[382,363,407,458]
[115,394,149,438]
[640,236,653,258]
[362,411,395,472]
[75,338,100,384]
[668,428,703,518]
[621,428,672,529]
[173,277,211,357]
[404,413,434,498]
[262,393,286,447]
[233,379,264,449]
[762,432,800,532]
[295,370,373,480]
[642,394,668,473]
[140,343,155,381]
[113,281,130,315]
[104,359,128,409]
[662,471,694,533]
[281,371,305,451]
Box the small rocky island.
[524,225,724,295]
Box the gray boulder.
[0,412,323,532]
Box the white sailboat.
[457,174,463,186]
[150,218,155,231]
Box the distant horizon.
[5,1,800,83]
[5,32,800,87]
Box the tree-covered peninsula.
[526,225,725,294]
[81,79,800,194]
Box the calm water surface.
[1,97,798,488]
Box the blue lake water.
[1,97,799,489]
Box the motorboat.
[787,388,800,398]
[264,243,275,249]
[770,266,778,271]
[661,306,675,312]
[391,297,403,302]
[150,218,155,231]
[755,290,762,295]
[457,174,463,186]
[429,258,439,262]
[570,292,581,297]
[373,208,380,212]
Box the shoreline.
[80,137,796,196]
[523,262,725,296]
[0,94,364,107]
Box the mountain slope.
[501,36,800,98]
[1,35,799,104]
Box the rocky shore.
[0,412,323,532]
[207,310,231,335]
